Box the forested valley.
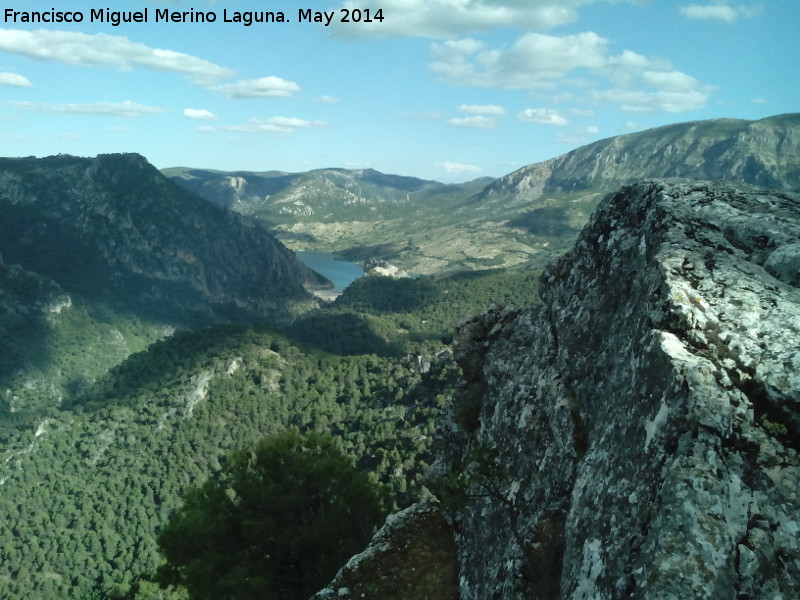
[0,268,541,599]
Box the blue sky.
[0,0,797,181]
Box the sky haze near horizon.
[0,0,797,182]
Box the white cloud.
[435,160,483,174]
[589,88,712,113]
[679,3,761,23]
[0,29,232,83]
[0,71,31,87]
[7,100,164,117]
[448,115,497,128]
[431,32,609,89]
[198,116,327,134]
[431,31,715,115]
[458,104,506,115]
[332,0,584,39]
[317,95,339,103]
[641,70,704,92]
[555,125,601,144]
[518,108,569,126]
[210,76,301,98]
[183,108,218,120]
[750,97,767,104]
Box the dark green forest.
[0,269,540,599]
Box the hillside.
[162,165,504,270]
[476,113,800,206]
[168,114,800,274]
[0,153,331,423]
[0,153,328,326]
[0,268,542,600]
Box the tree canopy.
[155,430,391,600]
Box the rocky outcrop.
[312,503,459,600]
[363,258,410,279]
[437,179,800,599]
[325,179,800,599]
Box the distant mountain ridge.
[166,114,800,274]
[163,165,492,216]
[0,153,327,326]
[476,113,800,207]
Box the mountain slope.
[0,153,327,326]
[164,165,498,268]
[163,166,491,217]
[0,261,167,422]
[0,266,545,600]
[169,114,800,275]
[476,113,800,207]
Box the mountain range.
[0,113,799,599]
[167,113,800,274]
[0,153,328,327]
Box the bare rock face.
[437,180,800,599]
[363,258,410,279]
[311,503,459,600]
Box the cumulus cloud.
[183,108,218,120]
[434,160,483,174]
[518,108,569,126]
[431,32,608,89]
[0,29,232,83]
[7,100,164,117]
[332,0,585,39]
[590,88,712,113]
[210,76,301,98]
[0,71,32,87]
[458,104,506,115]
[198,116,327,134]
[555,125,601,144]
[448,115,497,128]
[679,3,761,23]
[431,31,715,114]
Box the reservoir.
[297,251,364,292]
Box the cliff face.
[0,153,327,325]
[443,179,800,599]
[318,179,800,599]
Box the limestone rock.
[364,258,410,279]
[438,180,800,599]
[311,502,459,600]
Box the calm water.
[296,251,364,291]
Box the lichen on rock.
[438,179,800,599]
[313,179,800,599]
[311,502,459,600]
